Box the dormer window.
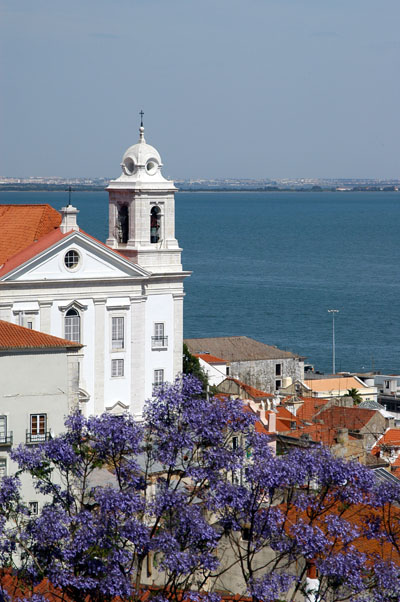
[150,206,161,243]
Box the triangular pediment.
[105,400,130,415]
[1,231,151,281]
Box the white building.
[0,124,189,417]
[0,319,81,506]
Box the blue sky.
[1,0,399,179]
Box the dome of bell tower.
[120,125,163,178]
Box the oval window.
[64,250,80,270]
[146,160,158,175]
[124,157,136,174]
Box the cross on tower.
[140,110,144,127]
[65,185,74,207]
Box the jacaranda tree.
[0,375,399,602]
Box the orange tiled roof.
[0,204,61,265]
[224,377,273,399]
[275,405,300,432]
[304,376,366,392]
[372,429,400,454]
[195,353,227,364]
[317,406,378,430]
[0,227,68,276]
[297,397,330,422]
[0,320,82,350]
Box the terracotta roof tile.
[372,429,400,453]
[297,397,330,422]
[317,405,378,430]
[194,353,227,364]
[304,376,366,393]
[275,405,300,432]
[185,336,300,361]
[0,320,82,350]
[0,227,67,276]
[0,204,61,265]
[224,377,273,399]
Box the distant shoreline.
[0,184,399,193]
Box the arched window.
[150,206,161,243]
[65,308,80,343]
[117,205,129,243]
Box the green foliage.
[347,388,363,405]
[182,343,209,393]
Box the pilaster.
[39,301,53,333]
[173,292,184,377]
[130,296,147,418]
[93,298,106,415]
[0,303,13,322]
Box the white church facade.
[0,124,189,418]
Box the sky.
[0,0,399,180]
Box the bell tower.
[106,117,182,273]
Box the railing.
[0,433,13,446]
[26,432,51,444]
[151,336,168,349]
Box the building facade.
[0,320,81,505]
[0,125,189,417]
[185,336,304,394]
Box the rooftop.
[0,204,61,265]
[304,376,367,392]
[0,320,82,351]
[194,353,227,365]
[185,336,301,362]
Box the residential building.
[0,124,189,417]
[184,336,304,393]
[0,319,81,504]
[302,374,377,402]
[194,353,230,387]
[217,376,274,405]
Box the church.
[0,123,189,418]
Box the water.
[1,190,400,374]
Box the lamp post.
[328,309,339,374]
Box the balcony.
[0,433,13,446]
[151,336,168,350]
[26,432,52,444]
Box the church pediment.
[1,231,151,282]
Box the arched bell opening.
[117,205,129,243]
[150,206,161,243]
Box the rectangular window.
[385,380,390,389]
[30,414,47,442]
[0,459,6,479]
[29,501,38,515]
[275,363,282,376]
[275,380,282,390]
[112,317,124,350]
[152,323,168,349]
[0,417,6,444]
[111,359,124,377]
[226,366,230,376]
[153,369,164,388]
[65,311,80,343]
[27,321,33,329]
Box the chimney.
[305,560,320,602]
[60,205,80,233]
[336,428,349,445]
[267,411,276,433]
